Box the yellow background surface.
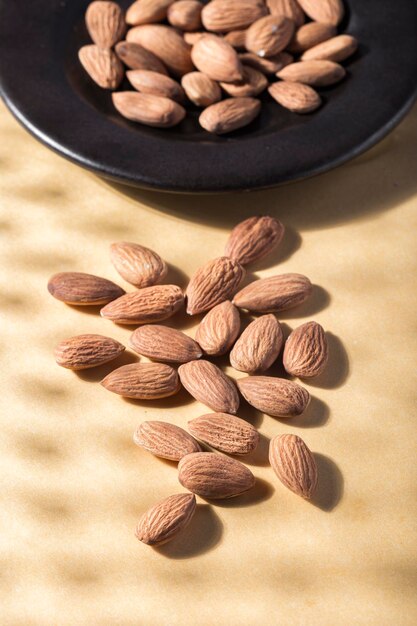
[0,100,416,626]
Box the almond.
[188,413,259,455]
[288,22,337,53]
[199,97,261,134]
[237,376,310,417]
[220,66,268,98]
[101,362,180,399]
[130,325,202,363]
[225,215,285,266]
[127,25,194,77]
[127,70,185,103]
[297,0,344,26]
[186,256,245,315]
[230,314,283,373]
[195,300,240,356]
[277,59,345,86]
[245,15,295,57]
[233,273,312,313]
[115,41,168,74]
[78,45,124,89]
[54,334,125,370]
[266,0,305,27]
[134,421,201,460]
[269,434,318,499]
[178,452,255,498]
[181,72,222,107]
[201,0,268,33]
[240,51,293,75]
[85,1,125,48]
[301,34,358,62]
[224,30,248,50]
[136,493,196,545]
[126,0,174,26]
[191,35,243,83]
[178,360,240,414]
[100,284,184,324]
[110,242,168,287]
[48,272,125,305]
[268,81,321,114]
[167,0,203,32]
[112,92,186,127]
[283,321,328,378]
[183,31,205,45]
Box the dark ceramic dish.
[0,0,417,193]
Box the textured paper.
[0,100,416,626]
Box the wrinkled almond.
[178,452,255,498]
[240,51,293,75]
[181,72,222,107]
[269,81,321,114]
[130,325,202,363]
[269,434,318,499]
[78,45,124,89]
[168,0,203,31]
[115,41,168,74]
[127,70,185,103]
[188,413,259,455]
[297,0,344,26]
[201,0,268,33]
[233,273,312,313]
[100,284,184,324]
[301,34,358,62]
[220,65,268,97]
[134,421,201,460]
[277,59,345,86]
[191,34,243,83]
[289,22,337,53]
[195,300,240,356]
[126,0,174,26]
[110,241,168,287]
[178,360,240,414]
[127,25,194,77]
[225,215,285,266]
[136,493,196,545]
[186,256,245,315]
[283,321,328,378]
[54,334,125,370]
[245,15,295,57]
[48,272,124,305]
[112,92,186,127]
[101,362,180,399]
[85,1,125,48]
[266,0,305,26]
[237,376,310,417]
[199,97,261,134]
[230,314,283,373]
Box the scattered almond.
[269,81,321,113]
[301,34,358,62]
[230,314,283,373]
[188,413,260,455]
[178,452,255,498]
[201,0,268,33]
[100,284,184,324]
[136,493,196,545]
[233,273,312,313]
[110,241,168,287]
[289,22,337,54]
[130,325,202,363]
[54,334,125,370]
[245,15,295,57]
[283,321,328,377]
[191,34,244,83]
[112,92,186,127]
[297,0,344,26]
[266,0,305,26]
[186,256,245,315]
[199,97,261,134]
[220,66,268,98]
[48,272,125,305]
[126,0,174,26]
[115,41,168,74]
[225,215,285,266]
[78,45,124,89]
[178,360,240,414]
[181,72,222,107]
[277,59,346,86]
[85,1,126,48]
[134,421,201,460]
[237,376,310,417]
[167,0,203,32]
[195,300,240,356]
[101,362,180,399]
[127,24,194,76]
[269,434,318,499]
[240,51,293,75]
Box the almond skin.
[126,0,174,26]
[191,35,243,83]
[183,31,205,45]
[130,325,202,363]
[100,285,184,324]
[134,421,201,460]
[277,60,346,86]
[201,0,268,33]
[233,273,312,313]
[115,41,168,74]
[127,70,186,103]
[101,362,180,399]
[266,0,305,27]
[181,72,222,107]
[225,215,285,266]
[167,0,203,31]
[230,314,283,373]
[269,434,318,499]
[283,321,328,378]
[178,452,255,498]
[245,15,295,57]
[54,334,125,370]
[297,0,344,26]
[126,25,194,77]
[112,92,186,128]
[237,376,310,417]
[220,66,268,98]
[199,97,261,134]
[301,34,358,62]
[240,51,293,75]
[268,81,321,114]
[78,45,124,90]
[178,360,240,414]
[289,22,337,54]
[85,1,125,48]
[224,30,248,50]
[48,272,125,305]
[186,256,245,315]
[110,242,168,288]
[188,413,259,455]
[136,493,196,546]
[195,300,240,356]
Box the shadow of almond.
[75,350,139,383]
[277,285,331,319]
[304,333,350,390]
[210,477,274,508]
[155,504,223,559]
[164,263,189,290]
[286,396,330,429]
[233,399,264,429]
[311,453,344,512]
[66,303,104,317]
[240,433,270,467]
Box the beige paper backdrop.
[0,100,416,626]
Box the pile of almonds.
[49,215,331,546]
[78,0,358,134]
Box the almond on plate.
[283,321,328,377]
[85,1,125,48]
[237,376,310,417]
[127,24,194,76]
[266,0,305,26]
[101,362,180,399]
[178,359,240,414]
[130,325,202,363]
[230,314,283,373]
[100,284,184,324]
[167,0,203,31]
[191,34,243,83]
[245,15,294,57]
[78,45,124,90]
[136,493,196,545]
[301,34,358,62]
[54,334,125,370]
[48,272,124,305]
[134,421,201,460]
[269,81,321,114]
[220,66,268,98]
[126,0,175,26]
[178,452,255,498]
[277,59,346,87]
[225,215,285,266]
[269,434,318,499]
[199,97,261,134]
[233,273,312,313]
[112,92,186,127]
[127,70,186,103]
[115,41,168,74]
[289,22,337,54]
[188,413,260,455]
[110,242,168,288]
[195,300,240,356]
[201,0,267,33]
[181,72,222,107]
[186,256,245,315]
[297,0,344,26]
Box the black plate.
[0,0,417,192]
